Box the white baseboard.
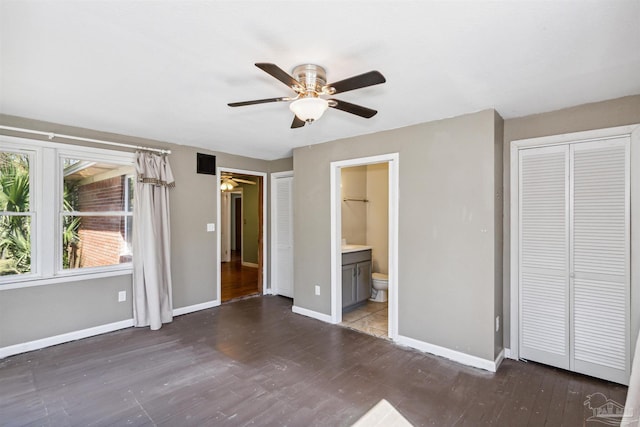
[504,348,513,359]
[1,300,223,359]
[292,305,334,324]
[242,262,259,268]
[172,300,220,316]
[495,348,505,369]
[396,335,502,372]
[0,319,134,359]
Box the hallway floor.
[221,250,259,302]
[341,300,388,338]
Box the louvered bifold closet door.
[570,138,630,385]
[519,145,570,369]
[275,176,294,298]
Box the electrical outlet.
[206,223,215,232]
[315,285,320,296]
[495,316,500,332]
[118,291,126,302]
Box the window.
[0,136,135,286]
[61,157,135,270]
[0,150,33,276]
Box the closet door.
[273,175,294,298]
[571,138,629,384]
[519,145,570,369]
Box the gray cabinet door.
[342,264,357,308]
[356,260,372,303]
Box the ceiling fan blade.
[325,71,386,94]
[291,115,306,129]
[329,99,378,119]
[255,63,304,91]
[228,97,289,107]
[233,178,256,185]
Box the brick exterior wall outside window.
[75,176,130,268]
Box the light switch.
[207,223,215,232]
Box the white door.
[271,173,294,298]
[518,137,630,384]
[570,138,630,384]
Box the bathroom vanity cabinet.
[341,249,372,309]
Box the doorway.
[217,168,267,303]
[330,153,400,341]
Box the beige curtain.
[133,151,174,330]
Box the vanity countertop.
[341,244,373,254]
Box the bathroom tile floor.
[341,300,389,339]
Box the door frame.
[509,124,640,362]
[330,153,400,341]
[217,167,268,302]
[270,170,294,297]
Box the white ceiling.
[2,1,639,160]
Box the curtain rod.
[0,125,171,155]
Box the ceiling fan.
[220,174,256,191]
[228,63,386,128]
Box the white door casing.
[330,153,400,341]
[216,167,268,304]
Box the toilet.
[370,273,388,302]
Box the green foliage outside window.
[0,153,81,276]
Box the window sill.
[0,268,133,291]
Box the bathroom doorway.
[330,153,399,341]
[217,168,267,303]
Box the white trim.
[0,269,132,291]
[509,123,639,362]
[172,300,220,316]
[329,153,400,341]
[242,262,259,268]
[0,319,134,359]
[504,348,515,360]
[396,335,501,372]
[217,167,268,302]
[495,348,506,370]
[270,170,294,297]
[292,305,334,324]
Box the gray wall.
[0,114,287,348]
[293,110,503,361]
[501,95,640,350]
[240,178,260,265]
[366,163,389,275]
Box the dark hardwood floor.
[221,250,259,302]
[0,296,627,426]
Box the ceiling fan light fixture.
[220,179,237,191]
[289,97,329,122]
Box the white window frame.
[0,144,39,280]
[0,135,135,290]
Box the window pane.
[0,152,30,212]
[0,214,31,276]
[63,159,135,212]
[62,215,132,269]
